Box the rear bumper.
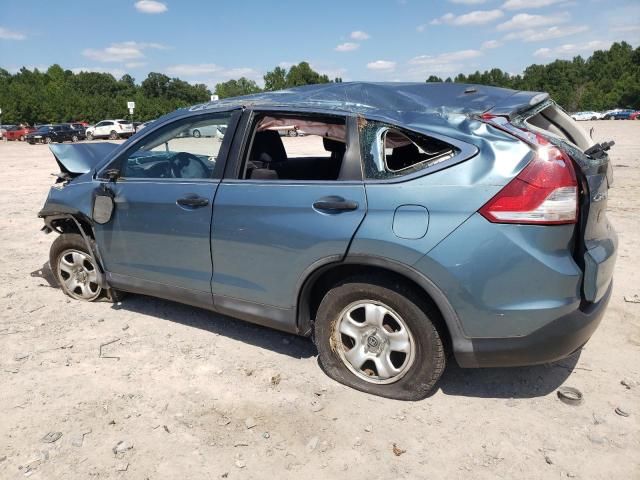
[455,281,612,368]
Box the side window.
[241,114,347,181]
[120,112,233,180]
[360,120,457,180]
[95,122,105,128]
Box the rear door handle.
[313,196,359,213]
[177,195,209,208]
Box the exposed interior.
[243,115,347,181]
[525,104,594,151]
[382,128,456,173]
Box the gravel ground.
[0,121,638,479]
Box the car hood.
[49,142,120,175]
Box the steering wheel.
[170,151,209,178]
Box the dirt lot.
[0,121,639,480]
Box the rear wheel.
[109,130,119,140]
[45,137,52,144]
[192,129,201,138]
[314,276,445,400]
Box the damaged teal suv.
[39,83,617,400]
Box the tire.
[192,129,201,138]
[591,116,597,120]
[50,233,124,302]
[19,135,25,141]
[314,276,446,400]
[71,135,78,143]
[109,130,119,140]
[86,132,93,141]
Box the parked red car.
[3,125,36,141]
[630,111,640,120]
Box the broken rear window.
[360,119,457,180]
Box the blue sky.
[1,0,638,89]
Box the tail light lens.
[479,135,578,225]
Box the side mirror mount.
[92,184,115,224]
[104,168,120,182]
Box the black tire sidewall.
[49,233,102,301]
[315,279,445,400]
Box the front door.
[94,110,239,295]
[211,112,366,330]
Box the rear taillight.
[479,134,578,225]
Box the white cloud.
[504,24,588,42]
[431,9,504,26]
[481,39,502,49]
[497,12,569,30]
[165,64,261,84]
[409,49,483,65]
[502,0,565,9]
[82,41,166,63]
[0,26,26,40]
[350,31,370,41]
[406,49,483,78]
[450,0,486,4]
[480,40,502,50]
[134,0,168,14]
[70,66,127,78]
[367,60,396,71]
[124,62,147,68]
[335,42,360,52]
[533,40,611,59]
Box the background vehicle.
[135,120,155,132]
[181,124,226,138]
[25,124,81,144]
[630,111,640,120]
[571,111,604,121]
[0,124,16,139]
[85,119,134,140]
[603,108,636,120]
[39,83,616,400]
[68,123,87,139]
[2,125,35,141]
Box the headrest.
[323,137,346,153]
[251,130,287,163]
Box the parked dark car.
[603,109,636,120]
[26,124,82,144]
[38,83,617,400]
[69,123,87,139]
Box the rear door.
[210,111,366,331]
[515,102,617,302]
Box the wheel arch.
[296,255,471,356]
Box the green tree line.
[428,42,640,111]
[1,43,637,125]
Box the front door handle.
[313,196,359,213]
[177,195,209,208]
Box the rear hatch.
[484,100,617,303]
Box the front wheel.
[192,129,201,138]
[86,132,93,140]
[71,135,79,142]
[314,276,445,400]
[45,137,52,144]
[50,234,103,301]
[19,135,25,141]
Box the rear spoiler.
[49,143,120,176]
[484,91,549,119]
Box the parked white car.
[571,111,604,121]
[182,124,226,139]
[86,119,134,140]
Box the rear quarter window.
[359,119,458,180]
